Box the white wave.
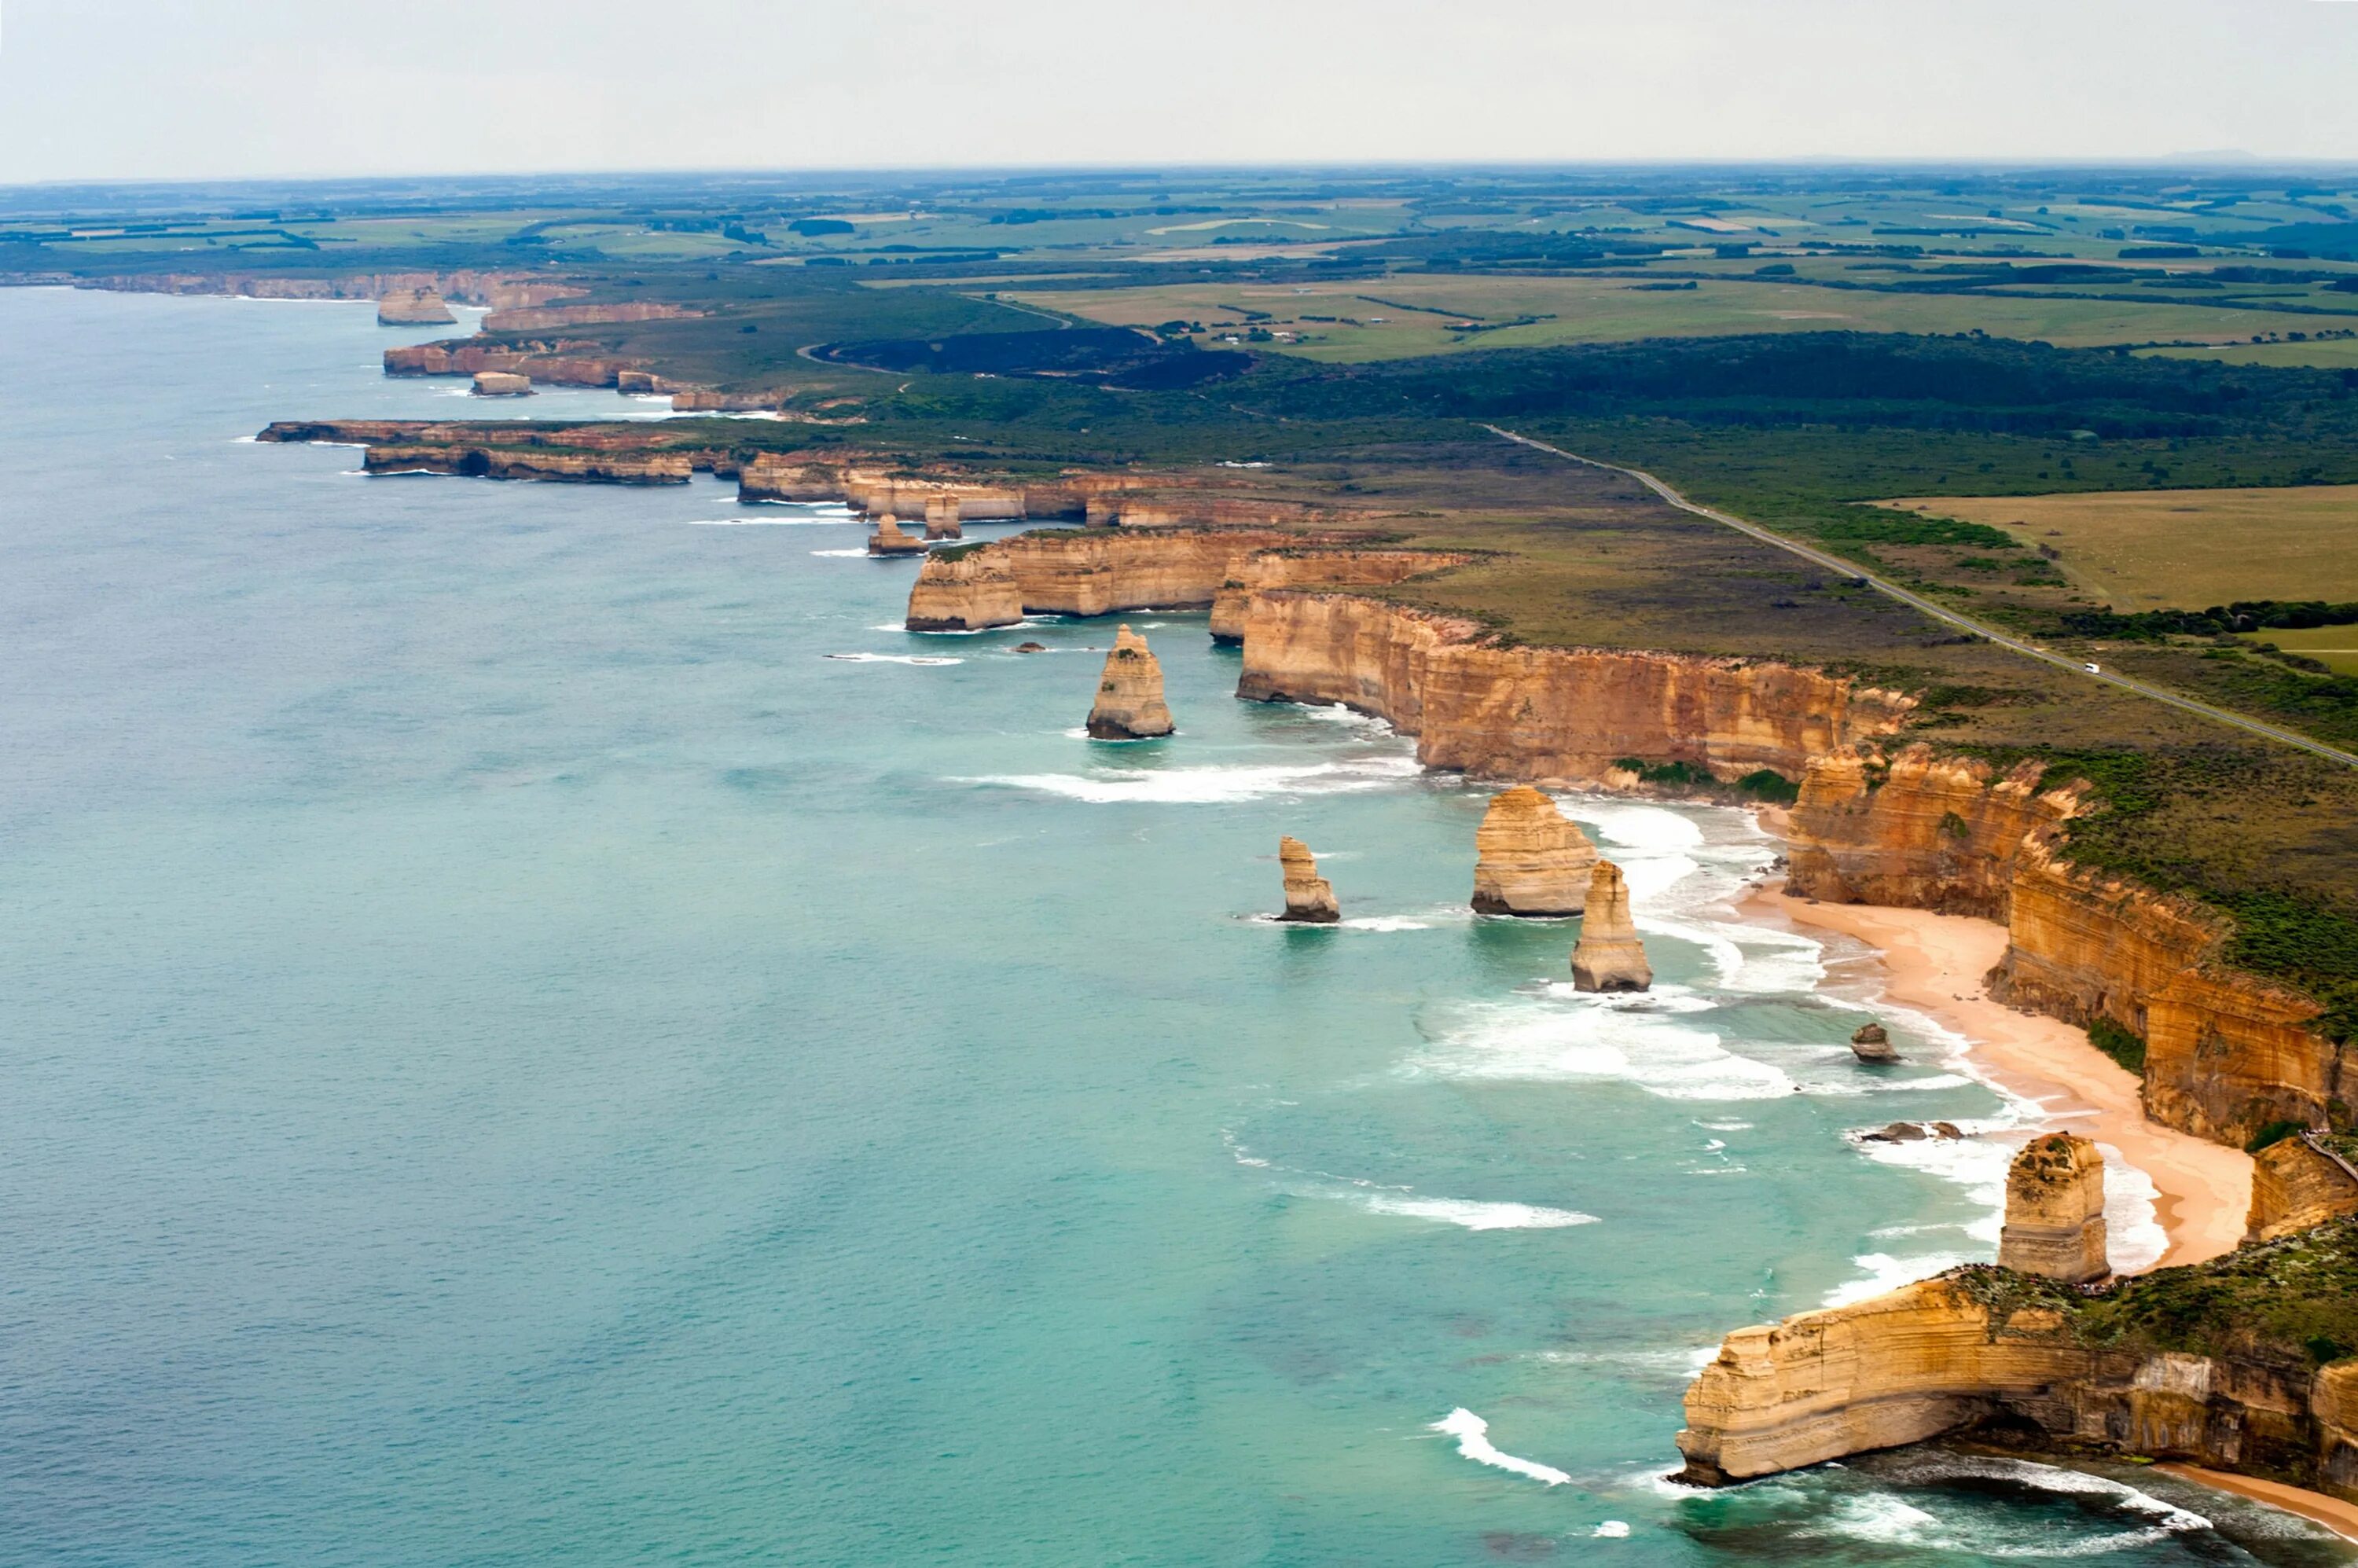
[1429,1408,1570,1485]
[824,653,963,666]
[960,755,1420,805]
[1592,1522,1630,1539]
[2096,1144,2168,1275]
[1849,1123,2015,1250]
[1341,916,1433,932]
[809,548,873,557]
[1826,1452,2214,1556]
[686,516,861,526]
[744,500,859,516]
[1577,802,1705,854]
[1288,702,1394,733]
[1697,1120,1754,1133]
[1813,1494,1941,1546]
[1413,997,1796,1101]
[1353,1192,1597,1230]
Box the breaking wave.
[1429,1408,1570,1485]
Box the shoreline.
[2154,1464,2358,1545]
[1742,887,2253,1270]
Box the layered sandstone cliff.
[924,496,964,541]
[471,371,532,397]
[377,288,456,325]
[90,270,579,309]
[361,445,690,483]
[1233,591,1913,785]
[1208,548,1471,642]
[384,340,640,387]
[1276,836,1340,924]
[1678,1250,2358,1498]
[1086,626,1174,739]
[1785,745,2081,919]
[1998,1134,2110,1283]
[1471,787,1596,916]
[2247,1135,2358,1243]
[1571,861,1652,992]
[907,553,1023,631]
[904,530,1309,630]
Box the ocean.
[0,286,2345,1566]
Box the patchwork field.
[2141,339,2358,369]
[1875,484,2358,607]
[1009,274,2350,361]
[2238,623,2358,675]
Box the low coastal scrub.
[2086,1016,2147,1074]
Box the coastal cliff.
[362,445,690,483]
[2248,1135,2358,1243]
[1784,745,2341,1149]
[1207,548,1471,642]
[384,341,640,387]
[1678,1221,2358,1500]
[903,529,1309,629]
[1233,590,1914,785]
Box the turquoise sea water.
[1,287,2349,1566]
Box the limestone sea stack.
[866,515,927,557]
[907,551,1023,630]
[471,370,533,397]
[924,495,964,540]
[1570,861,1651,993]
[1849,1021,1900,1063]
[377,288,456,326]
[1471,786,1598,915]
[1276,836,1340,924]
[1085,625,1174,740]
[1996,1134,2108,1283]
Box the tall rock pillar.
[1997,1134,2109,1283]
[1570,861,1652,993]
[1471,786,1598,915]
[1085,625,1175,739]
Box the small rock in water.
[1849,1020,1900,1063]
[1013,641,1046,653]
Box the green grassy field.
[2142,339,2358,369]
[2239,624,2358,675]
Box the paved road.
[1488,425,2358,770]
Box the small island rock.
[1849,1021,1900,1063]
[471,370,533,397]
[924,495,964,540]
[866,514,927,556]
[1276,836,1339,924]
[1085,624,1173,739]
[1471,786,1598,916]
[377,288,456,326]
[1996,1133,2109,1283]
[1570,861,1651,993]
[1014,641,1047,654]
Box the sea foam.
[960,755,1420,805]
[1429,1408,1570,1485]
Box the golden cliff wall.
[1677,1270,2358,1496]
[1207,549,1471,641]
[903,530,1306,629]
[1993,835,2341,1145]
[1785,746,2081,920]
[360,445,692,484]
[2247,1135,2358,1243]
[1232,591,1914,784]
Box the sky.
[3,0,2357,184]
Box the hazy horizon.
[6,0,2357,184]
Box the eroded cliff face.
[376,289,455,325]
[1993,834,2341,1148]
[89,270,580,308]
[1785,745,2081,919]
[361,445,691,483]
[2247,1136,2358,1243]
[1997,1134,2110,1283]
[908,553,1023,631]
[1086,626,1174,739]
[1233,591,1913,785]
[1208,548,1471,642]
[1471,786,1596,916]
[384,341,639,387]
[904,530,1306,629]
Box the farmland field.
[1876,483,2358,607]
[1008,274,2356,361]
[2237,623,2358,675]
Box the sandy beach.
[1749,889,2253,1269]
[2156,1464,2358,1544]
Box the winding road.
[1488,425,2358,771]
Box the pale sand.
[2156,1463,2358,1544]
[1749,890,2253,1269]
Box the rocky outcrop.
[1208,547,1471,641]
[1235,591,1912,785]
[1998,1135,2110,1283]
[924,495,964,541]
[907,552,1023,631]
[361,445,690,483]
[2247,1135,2358,1243]
[903,529,1309,630]
[1850,1022,1900,1063]
[673,390,779,413]
[471,371,532,397]
[1571,861,1651,993]
[384,340,639,387]
[1678,1239,2358,1498]
[1677,1277,2088,1485]
[867,516,926,557]
[1086,626,1174,740]
[377,288,455,325]
[481,301,700,332]
[1276,836,1340,924]
[1471,787,1596,916]
[1784,745,2079,919]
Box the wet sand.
[1748,890,2253,1269]
[2157,1463,2358,1544]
